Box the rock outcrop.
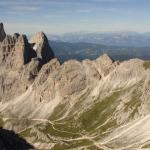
[0,128,34,150]
[0,25,54,71]
[0,34,37,70]
[0,23,55,102]
[0,23,6,42]
[30,32,54,67]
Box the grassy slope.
[143,61,150,70]
[17,82,143,149]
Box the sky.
[1,0,150,34]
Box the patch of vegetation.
[124,89,142,118]
[86,145,104,150]
[0,118,4,127]
[68,89,90,115]
[54,118,83,134]
[50,89,90,122]
[20,128,31,137]
[143,61,150,70]
[5,118,35,134]
[49,103,69,121]
[53,91,122,136]
[78,91,121,131]
[0,113,4,127]
[36,84,143,145]
[54,85,141,136]
[52,139,93,150]
[52,90,91,134]
[39,122,79,139]
[96,119,117,136]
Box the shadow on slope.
[0,127,34,150]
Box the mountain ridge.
[0,23,150,149]
[48,31,150,47]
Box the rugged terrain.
[0,23,150,150]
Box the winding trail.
[2,117,82,136]
[2,116,111,149]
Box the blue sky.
[1,0,150,34]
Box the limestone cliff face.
[0,23,55,102]
[0,34,36,70]
[0,23,150,150]
[30,32,54,66]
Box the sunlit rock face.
[30,32,54,66]
[0,23,150,150]
[0,23,55,102]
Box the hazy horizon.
[1,0,150,34]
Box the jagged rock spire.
[0,23,6,42]
[30,32,54,66]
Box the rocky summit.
[0,23,150,150]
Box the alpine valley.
[0,23,150,150]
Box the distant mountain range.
[50,41,150,63]
[48,32,150,47]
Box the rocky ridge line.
[0,23,56,102]
[0,23,150,150]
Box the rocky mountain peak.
[30,32,47,44]
[96,53,113,65]
[0,24,56,101]
[30,32,54,66]
[0,25,55,70]
[0,22,6,42]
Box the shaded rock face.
[0,23,6,42]
[0,34,37,70]
[0,128,34,150]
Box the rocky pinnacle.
[0,22,6,42]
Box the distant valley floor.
[50,41,150,63]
